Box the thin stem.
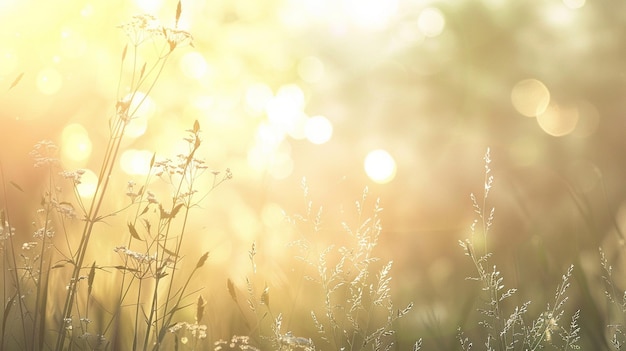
[0,162,30,349]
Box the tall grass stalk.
[287,179,412,351]
[458,148,580,351]
[15,3,201,350]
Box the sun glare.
[344,0,398,30]
[266,84,307,136]
[61,123,92,164]
[247,127,294,180]
[305,115,333,144]
[124,92,157,138]
[364,149,397,184]
[120,149,153,175]
[76,169,98,198]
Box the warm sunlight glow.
[76,169,98,198]
[274,84,306,112]
[247,129,293,180]
[305,115,333,144]
[266,84,306,135]
[286,111,308,140]
[344,0,398,30]
[297,56,325,83]
[133,0,164,13]
[179,51,208,80]
[245,83,274,116]
[61,123,92,163]
[417,7,446,38]
[364,149,397,184]
[80,3,94,17]
[60,28,87,59]
[37,68,63,95]
[256,122,285,151]
[511,79,551,117]
[563,0,585,9]
[536,102,579,137]
[0,48,18,75]
[120,149,153,175]
[269,149,294,180]
[124,92,157,138]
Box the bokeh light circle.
[511,79,550,117]
[417,7,446,38]
[266,84,307,137]
[180,51,208,80]
[345,0,398,31]
[364,149,397,184]
[246,83,274,115]
[76,169,98,198]
[120,149,153,175]
[36,68,63,95]
[61,123,92,163]
[536,102,579,137]
[305,115,333,144]
[124,92,157,138]
[286,111,308,140]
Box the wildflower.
[30,140,59,167]
[193,158,208,169]
[213,335,260,350]
[63,317,73,330]
[168,322,207,340]
[168,322,184,333]
[543,312,559,342]
[114,246,156,265]
[115,95,132,122]
[146,190,159,204]
[279,331,314,350]
[33,225,55,239]
[164,27,194,50]
[118,14,163,45]
[56,201,77,220]
[0,221,16,239]
[126,181,138,201]
[21,242,37,250]
[60,169,85,185]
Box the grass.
[1,3,626,351]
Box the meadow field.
[1,1,625,350]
